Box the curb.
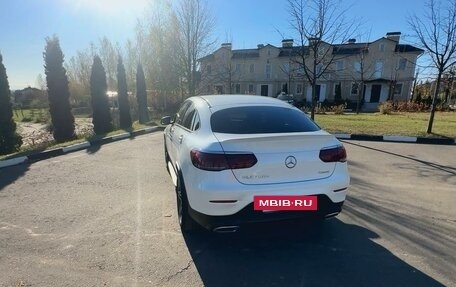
[1,127,454,169]
[0,126,164,169]
[335,134,456,145]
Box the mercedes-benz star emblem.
[285,156,297,168]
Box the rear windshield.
[211,106,320,134]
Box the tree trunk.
[310,82,316,120]
[427,71,442,133]
[356,83,364,114]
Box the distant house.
[198,32,424,110]
[13,87,47,108]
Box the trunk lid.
[213,131,338,185]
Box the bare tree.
[176,0,216,97]
[66,48,93,106]
[287,0,358,119]
[409,0,456,133]
[351,44,374,113]
[98,37,118,91]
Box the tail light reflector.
[319,145,347,163]
[190,150,257,171]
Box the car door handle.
[178,135,184,144]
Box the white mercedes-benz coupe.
[161,95,350,232]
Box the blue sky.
[0,0,424,90]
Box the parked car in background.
[277,92,296,106]
[161,95,350,233]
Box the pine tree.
[117,56,132,129]
[43,35,75,142]
[136,63,149,124]
[0,53,22,155]
[90,56,112,134]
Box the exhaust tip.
[213,226,240,233]
[325,212,340,219]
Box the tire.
[176,174,195,232]
[164,138,170,174]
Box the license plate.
[254,195,318,211]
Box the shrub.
[379,101,394,114]
[90,56,112,134]
[44,35,76,142]
[330,104,346,114]
[315,103,327,114]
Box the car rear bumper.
[189,194,344,231]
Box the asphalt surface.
[0,133,455,287]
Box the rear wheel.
[176,175,195,232]
[164,139,170,174]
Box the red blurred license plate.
[254,196,318,211]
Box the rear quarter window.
[210,106,320,134]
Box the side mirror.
[160,116,174,125]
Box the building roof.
[232,49,259,59]
[332,43,369,55]
[198,36,423,62]
[278,46,308,57]
[395,44,424,53]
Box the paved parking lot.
[0,133,454,286]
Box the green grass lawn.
[314,112,456,138]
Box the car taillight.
[190,150,257,171]
[319,145,347,163]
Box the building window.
[250,63,254,73]
[235,63,241,72]
[394,83,403,94]
[379,43,385,52]
[351,82,359,95]
[296,83,302,94]
[283,63,290,73]
[235,83,241,94]
[398,58,407,70]
[248,84,254,94]
[266,64,271,79]
[334,83,341,95]
[354,61,361,73]
[336,60,344,71]
[207,64,211,74]
[374,61,383,78]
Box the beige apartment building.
[198,32,423,110]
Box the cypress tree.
[0,53,22,155]
[117,56,132,129]
[43,36,75,142]
[90,56,112,134]
[136,63,149,124]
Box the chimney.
[347,38,356,44]
[308,37,321,46]
[221,42,232,50]
[257,44,265,49]
[282,39,294,48]
[386,32,401,42]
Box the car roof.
[196,94,290,108]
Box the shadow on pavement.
[184,219,445,287]
[0,163,30,191]
[343,141,456,175]
[86,144,102,154]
